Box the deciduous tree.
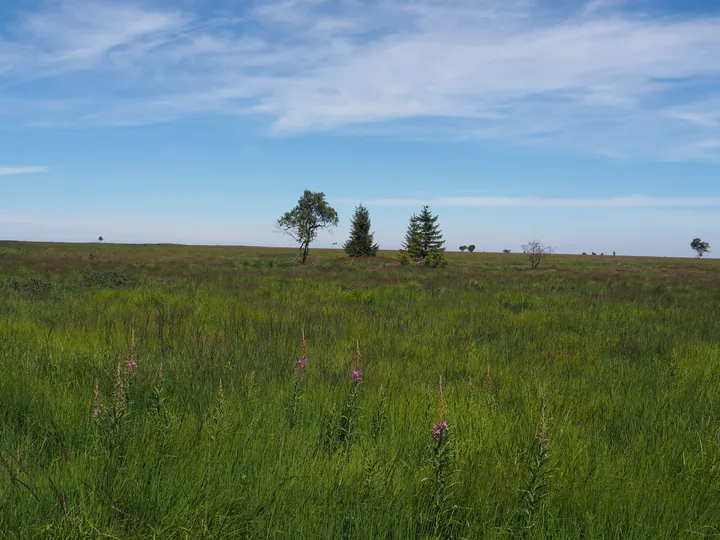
[277,190,338,264]
[690,238,710,258]
[522,240,555,269]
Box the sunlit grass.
[0,242,719,538]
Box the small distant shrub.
[459,245,467,252]
[470,280,483,291]
[425,251,447,268]
[503,249,511,254]
[83,270,139,288]
[398,250,412,265]
[467,245,476,253]
[2,277,55,297]
[522,240,555,269]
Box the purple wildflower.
[350,340,363,384]
[297,355,308,370]
[432,420,450,442]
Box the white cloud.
[1,0,720,160]
[338,196,720,208]
[0,166,47,176]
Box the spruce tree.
[344,204,379,257]
[399,206,446,266]
[401,213,423,261]
[417,205,445,259]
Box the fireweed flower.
[295,328,308,377]
[432,421,450,442]
[296,355,308,370]
[350,340,363,384]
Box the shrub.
[425,251,447,268]
[83,270,139,288]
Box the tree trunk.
[301,243,310,264]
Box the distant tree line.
[276,190,712,266]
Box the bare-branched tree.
[522,240,555,269]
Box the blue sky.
[1,0,720,256]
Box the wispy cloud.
[1,0,720,160]
[338,196,720,208]
[0,166,47,176]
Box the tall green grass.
[0,243,719,538]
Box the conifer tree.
[417,205,445,259]
[399,206,446,266]
[344,204,379,257]
[401,213,423,261]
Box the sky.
[1,0,720,256]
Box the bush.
[424,251,447,268]
[398,250,412,265]
[83,270,139,288]
[1,277,56,297]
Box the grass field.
[1,241,719,538]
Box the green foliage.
[1,242,720,537]
[83,269,140,288]
[277,190,339,264]
[425,251,448,268]
[459,245,467,252]
[467,245,476,253]
[398,250,412,265]
[690,237,710,258]
[401,206,446,266]
[344,204,379,257]
[1,276,56,297]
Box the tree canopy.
[690,238,710,258]
[400,206,446,267]
[344,204,379,257]
[277,190,338,264]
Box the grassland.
[1,241,719,538]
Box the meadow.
[1,241,719,538]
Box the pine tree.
[344,204,379,257]
[417,205,445,259]
[399,206,446,266]
[401,213,423,261]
